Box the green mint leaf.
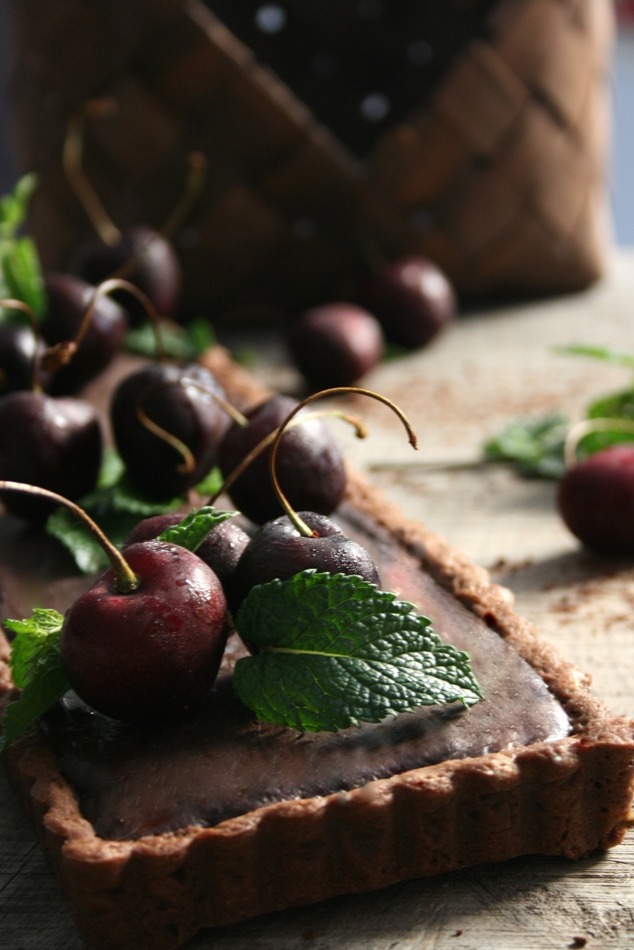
[233,571,482,733]
[187,318,216,354]
[0,174,38,238]
[46,473,183,574]
[484,412,569,479]
[125,318,215,361]
[0,646,69,753]
[195,466,223,497]
[0,607,68,753]
[97,447,126,490]
[5,609,64,689]
[158,506,237,551]
[555,343,634,371]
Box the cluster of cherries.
[0,380,416,726]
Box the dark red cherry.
[0,323,48,395]
[60,541,228,723]
[41,272,128,395]
[558,445,634,554]
[218,395,346,525]
[358,255,456,348]
[124,513,250,589]
[287,303,384,389]
[71,225,180,320]
[111,362,231,500]
[0,391,102,521]
[231,511,380,615]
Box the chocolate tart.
[1,348,634,950]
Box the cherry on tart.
[358,255,456,348]
[0,481,228,723]
[41,272,128,395]
[64,106,207,321]
[72,225,181,322]
[0,299,49,395]
[228,386,418,613]
[124,513,250,589]
[287,303,385,388]
[111,362,232,499]
[217,394,347,524]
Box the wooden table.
[3,251,634,949]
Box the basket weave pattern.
[11,0,613,319]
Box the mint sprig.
[233,571,482,733]
[158,507,237,551]
[0,609,69,753]
[484,412,569,479]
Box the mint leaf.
[158,506,237,551]
[5,608,64,688]
[46,454,224,573]
[0,174,37,239]
[233,571,482,733]
[484,412,569,479]
[125,318,215,360]
[555,344,634,372]
[0,236,46,318]
[195,466,223,497]
[0,608,69,753]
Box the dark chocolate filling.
[41,505,569,841]
[206,0,500,156]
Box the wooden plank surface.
[4,251,634,949]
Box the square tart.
[1,348,633,950]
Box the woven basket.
[10,0,614,321]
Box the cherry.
[111,362,231,499]
[60,540,227,723]
[287,303,384,389]
[0,393,102,521]
[124,513,250,589]
[218,395,346,524]
[71,226,181,322]
[558,445,634,554]
[358,255,456,348]
[41,272,128,395]
[230,511,380,614]
[0,323,48,396]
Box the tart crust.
[2,347,634,950]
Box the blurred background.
[0,0,631,245]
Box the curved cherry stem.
[107,151,208,287]
[79,277,165,360]
[179,376,248,427]
[63,100,121,246]
[0,481,138,592]
[135,396,196,476]
[0,298,43,392]
[206,409,368,508]
[160,152,208,241]
[270,388,418,537]
[564,417,634,469]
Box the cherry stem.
[179,377,248,427]
[0,481,138,592]
[63,102,122,247]
[135,396,197,476]
[160,152,208,240]
[206,409,368,508]
[564,418,634,469]
[0,298,43,393]
[270,388,418,537]
[78,278,165,359]
[107,151,208,288]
